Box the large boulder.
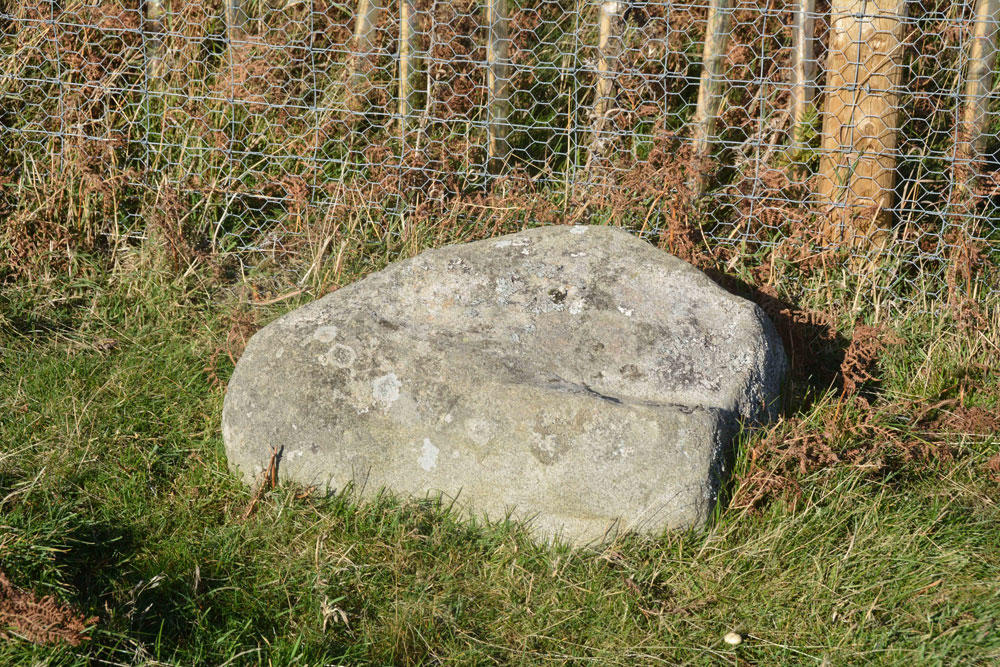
[222,225,787,545]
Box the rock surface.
[222,225,787,545]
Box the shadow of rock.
[702,268,849,409]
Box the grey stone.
[222,225,787,545]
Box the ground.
[0,226,997,664]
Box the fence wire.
[2,0,998,312]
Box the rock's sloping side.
[222,225,787,544]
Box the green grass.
[1,239,998,665]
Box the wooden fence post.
[816,0,908,250]
[486,0,512,175]
[957,0,1000,196]
[349,0,384,114]
[790,0,817,150]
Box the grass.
[1,232,998,665]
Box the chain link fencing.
[2,0,998,313]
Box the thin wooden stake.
[957,0,1000,195]
[790,0,817,150]
[692,0,734,161]
[145,0,166,81]
[416,0,440,153]
[816,0,908,250]
[398,0,421,136]
[591,0,624,152]
[487,0,512,175]
[226,0,248,43]
[349,0,385,114]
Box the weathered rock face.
[222,225,787,545]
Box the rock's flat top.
[223,225,787,545]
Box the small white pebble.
[723,631,743,646]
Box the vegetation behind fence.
[2,0,998,313]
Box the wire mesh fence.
[2,0,998,313]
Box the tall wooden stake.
[690,0,734,194]
[957,0,1000,196]
[226,0,248,43]
[349,0,384,114]
[487,0,511,175]
[790,0,816,150]
[816,0,908,249]
[398,0,421,136]
[145,0,166,81]
[591,1,623,146]
[692,0,734,161]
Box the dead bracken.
[0,571,97,647]
[839,324,904,397]
[728,388,997,514]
